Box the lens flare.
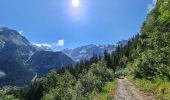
[72,0,79,7]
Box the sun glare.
[72,0,79,7]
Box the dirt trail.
[114,78,154,100]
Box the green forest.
[1,0,170,99]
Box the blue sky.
[0,0,155,51]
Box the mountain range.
[0,27,127,86]
[62,40,127,62]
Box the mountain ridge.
[62,40,127,62]
[0,27,75,86]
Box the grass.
[128,76,170,100]
[93,80,117,100]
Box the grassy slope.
[128,76,170,100]
[93,80,117,100]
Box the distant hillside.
[0,27,36,86]
[0,27,75,86]
[28,51,75,77]
[0,27,36,64]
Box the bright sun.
[72,0,79,7]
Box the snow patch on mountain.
[0,70,6,78]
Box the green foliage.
[104,50,112,70]
[110,34,140,71]
[77,60,114,98]
[132,0,170,79]
[128,76,170,100]
[15,59,114,100]
[110,0,170,80]
[18,82,44,100]
[40,70,76,100]
[93,80,117,100]
[0,94,18,100]
[0,89,19,100]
